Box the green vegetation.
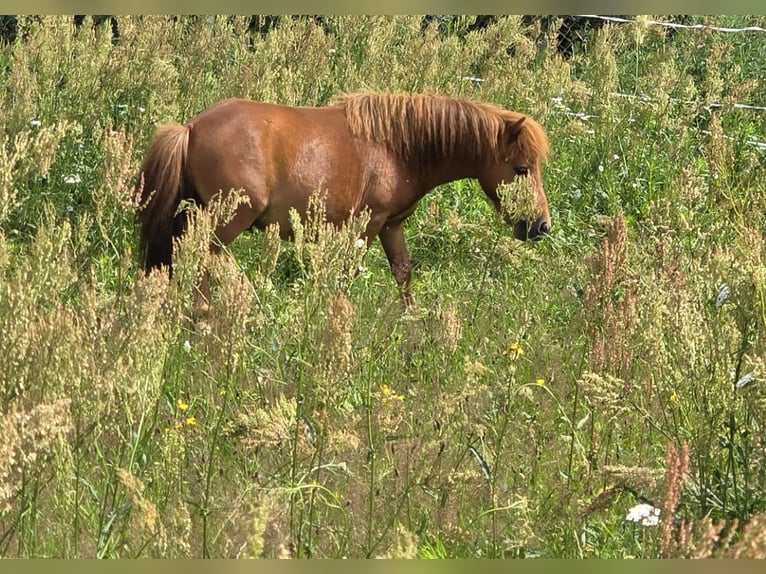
[2,15,766,558]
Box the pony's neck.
[416,153,485,192]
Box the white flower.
[736,372,756,389]
[183,340,192,353]
[716,283,730,308]
[63,175,81,185]
[30,119,41,127]
[598,164,605,173]
[612,154,620,161]
[355,238,366,249]
[625,503,661,526]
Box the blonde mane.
[336,92,550,166]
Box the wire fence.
[575,14,766,34]
[543,15,766,152]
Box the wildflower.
[505,342,524,359]
[355,238,366,249]
[612,154,620,161]
[536,377,545,386]
[625,503,661,526]
[183,340,191,353]
[598,164,605,173]
[736,373,756,389]
[67,205,74,213]
[380,384,404,402]
[715,283,730,308]
[63,175,81,185]
[669,392,678,403]
[177,399,189,412]
[185,416,197,427]
[30,119,41,127]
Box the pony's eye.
[514,166,529,176]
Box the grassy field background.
[2,15,766,558]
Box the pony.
[136,92,551,307]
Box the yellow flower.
[379,384,404,402]
[186,416,197,427]
[669,392,678,404]
[536,378,546,386]
[177,399,189,411]
[505,342,524,359]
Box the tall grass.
[2,15,766,557]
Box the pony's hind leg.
[194,199,264,313]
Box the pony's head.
[479,114,551,241]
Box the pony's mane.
[336,92,550,166]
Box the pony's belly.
[249,203,299,240]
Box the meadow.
[1,15,766,558]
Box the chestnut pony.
[136,92,551,307]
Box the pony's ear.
[504,116,527,146]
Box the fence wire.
[575,14,766,34]
[532,15,766,151]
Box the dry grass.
[1,15,766,558]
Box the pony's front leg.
[379,222,415,307]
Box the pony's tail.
[135,123,194,275]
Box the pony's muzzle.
[513,216,551,241]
